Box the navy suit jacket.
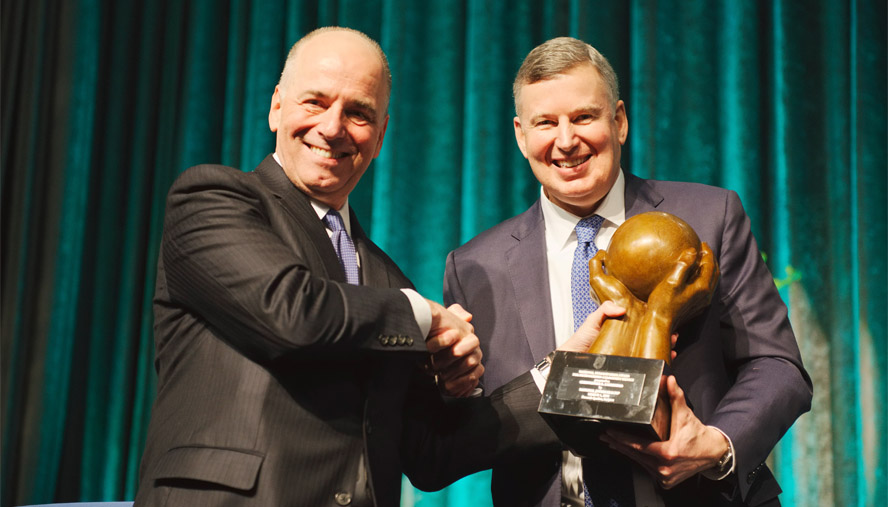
[136,156,556,506]
[444,173,812,507]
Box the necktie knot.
[575,215,604,244]
[323,209,346,233]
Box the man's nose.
[317,105,347,140]
[554,123,577,150]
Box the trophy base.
[538,351,669,457]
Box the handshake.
[423,299,625,398]
[423,300,484,398]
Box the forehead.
[289,33,388,102]
[517,64,609,117]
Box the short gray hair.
[278,26,392,102]
[513,37,619,114]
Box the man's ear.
[513,117,528,158]
[373,114,389,158]
[615,100,628,145]
[268,86,282,132]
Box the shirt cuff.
[530,366,548,392]
[701,426,735,481]
[400,289,431,338]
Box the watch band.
[535,351,556,378]
[714,445,733,475]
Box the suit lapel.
[349,211,392,289]
[254,155,347,283]
[623,172,664,219]
[506,201,557,360]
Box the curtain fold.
[2,1,884,505]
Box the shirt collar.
[273,152,352,235]
[540,169,626,251]
[309,200,352,234]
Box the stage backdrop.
[2,0,885,505]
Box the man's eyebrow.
[346,98,378,118]
[574,104,606,115]
[527,113,550,125]
[299,89,328,100]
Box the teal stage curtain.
[2,1,885,505]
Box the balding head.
[279,27,392,114]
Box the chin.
[559,181,600,198]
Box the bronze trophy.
[538,212,719,455]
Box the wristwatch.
[535,351,556,378]
[713,445,734,476]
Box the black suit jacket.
[444,173,813,507]
[136,156,556,506]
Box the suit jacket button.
[398,335,407,345]
[335,492,352,505]
[407,337,414,345]
[379,336,388,345]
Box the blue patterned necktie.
[572,215,605,332]
[323,209,360,285]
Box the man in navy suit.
[444,37,812,506]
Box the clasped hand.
[425,301,484,397]
[587,244,719,360]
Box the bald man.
[135,27,606,506]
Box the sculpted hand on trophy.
[587,212,720,364]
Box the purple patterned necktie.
[323,209,360,285]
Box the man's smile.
[553,154,591,169]
[308,143,349,159]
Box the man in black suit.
[135,27,617,506]
[444,37,812,506]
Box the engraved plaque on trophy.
[538,212,719,456]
